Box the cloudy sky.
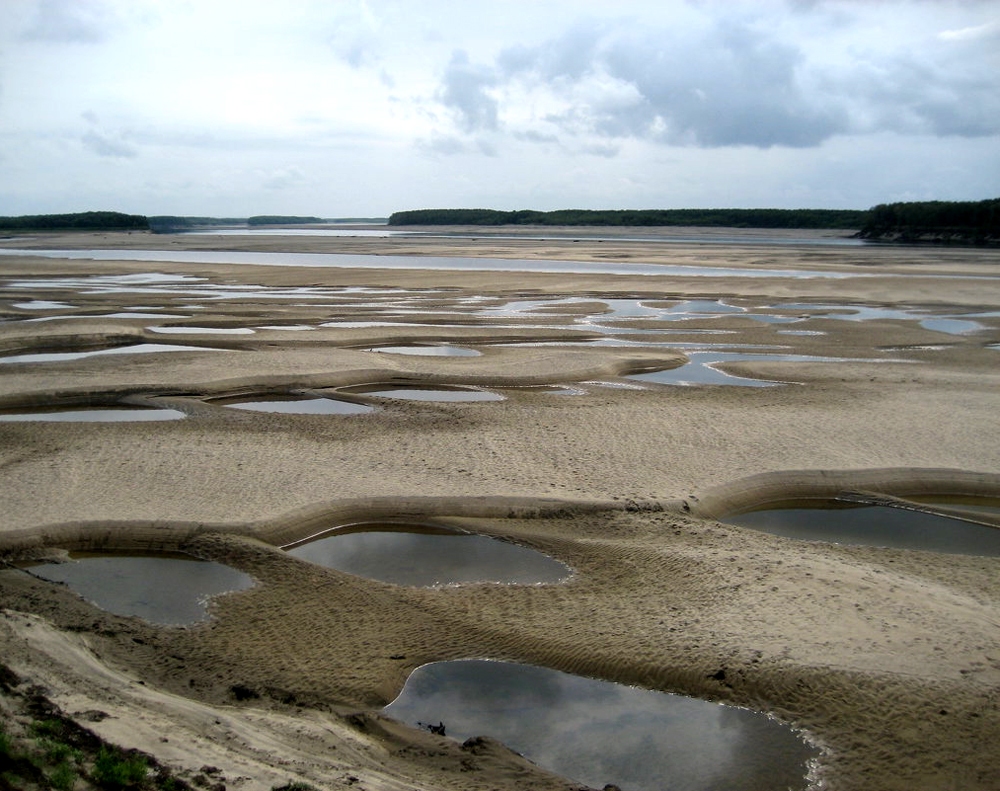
[1,0,998,218]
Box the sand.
[1,229,999,790]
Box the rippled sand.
[1,229,999,790]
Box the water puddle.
[775,303,986,335]
[366,344,481,357]
[149,326,255,335]
[629,353,783,387]
[0,408,185,422]
[287,524,569,586]
[216,395,374,415]
[723,502,1000,555]
[919,318,982,334]
[13,300,75,310]
[20,554,254,626]
[627,351,858,387]
[382,660,817,791]
[0,343,225,365]
[342,385,504,402]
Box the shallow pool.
[382,659,817,791]
[723,503,1000,555]
[287,525,569,586]
[22,554,254,626]
[217,396,374,415]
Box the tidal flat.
[1,228,999,791]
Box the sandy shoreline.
[1,230,1000,790]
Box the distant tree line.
[859,199,999,244]
[247,215,324,226]
[0,211,148,232]
[387,207,869,229]
[147,216,327,232]
[147,215,246,232]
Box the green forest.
[0,211,148,232]
[387,207,867,229]
[858,199,999,244]
[247,215,325,226]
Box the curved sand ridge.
[2,231,1000,791]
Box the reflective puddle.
[287,524,569,586]
[0,408,185,422]
[19,554,254,626]
[342,385,504,402]
[382,660,817,791]
[0,343,225,364]
[149,326,255,335]
[627,351,855,387]
[216,395,374,415]
[723,502,1000,555]
[366,344,481,357]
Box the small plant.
[31,718,65,737]
[50,761,77,791]
[271,782,316,791]
[39,737,83,765]
[92,746,148,788]
[0,725,12,757]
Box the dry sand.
[1,229,999,790]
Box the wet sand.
[1,229,999,790]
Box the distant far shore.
[2,198,997,244]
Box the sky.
[1,0,998,218]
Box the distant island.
[387,207,867,229]
[388,201,998,245]
[0,211,148,232]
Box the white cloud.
[0,0,996,216]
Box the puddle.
[919,318,982,334]
[0,408,185,422]
[217,396,374,415]
[629,353,783,387]
[723,502,1000,555]
[20,554,254,626]
[775,303,987,335]
[24,312,192,322]
[13,300,75,310]
[256,324,315,331]
[366,344,481,357]
[343,385,504,402]
[287,524,569,586]
[149,326,255,335]
[382,660,817,791]
[0,343,225,365]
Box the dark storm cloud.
[438,49,499,133]
[449,13,999,150]
[498,19,846,148]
